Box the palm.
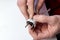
[29,22,59,39]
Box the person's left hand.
[28,15,60,40]
[17,0,44,19]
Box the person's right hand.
[17,0,44,20]
[28,15,60,40]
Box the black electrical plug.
[25,19,36,29]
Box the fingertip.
[33,15,39,20]
[28,25,32,30]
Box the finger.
[17,0,28,20]
[28,25,38,39]
[27,0,34,19]
[38,24,58,39]
[38,30,49,39]
[33,15,58,25]
[36,0,44,13]
[33,15,50,23]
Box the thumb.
[33,15,50,23]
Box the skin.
[28,15,60,40]
[17,0,44,19]
[17,0,60,40]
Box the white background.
[0,0,32,40]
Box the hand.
[17,0,44,19]
[28,15,60,40]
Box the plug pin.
[25,19,36,29]
[25,23,29,28]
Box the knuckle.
[49,16,58,24]
[52,16,58,23]
[52,16,56,20]
[51,16,57,20]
